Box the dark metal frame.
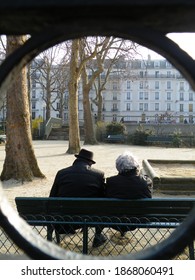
[0,0,195,259]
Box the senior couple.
[49,149,152,248]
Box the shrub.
[132,124,153,145]
[32,117,43,139]
[95,121,107,142]
[172,129,182,147]
[106,122,126,135]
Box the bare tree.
[67,39,82,154]
[91,37,138,121]
[1,36,45,181]
[80,37,105,144]
[67,37,138,149]
[67,38,105,149]
[32,43,70,122]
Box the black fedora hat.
[75,149,96,164]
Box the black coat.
[105,173,152,199]
[49,159,105,198]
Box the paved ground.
[0,140,195,208]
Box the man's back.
[50,160,105,197]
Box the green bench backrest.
[15,197,195,218]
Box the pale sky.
[140,33,195,60]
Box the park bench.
[146,135,173,145]
[15,197,195,259]
[105,134,125,143]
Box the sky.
[140,33,195,60]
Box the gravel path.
[0,140,194,208]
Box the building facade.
[1,56,194,125]
[87,57,195,124]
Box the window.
[179,104,184,112]
[180,92,184,101]
[189,104,193,112]
[140,71,143,78]
[167,71,171,78]
[167,92,171,100]
[113,92,117,100]
[56,103,60,110]
[144,92,148,100]
[155,81,159,89]
[126,103,130,111]
[189,92,193,101]
[144,103,148,111]
[32,112,36,119]
[139,92,143,100]
[180,82,184,90]
[127,81,131,89]
[139,103,148,111]
[167,103,171,111]
[167,81,171,89]
[112,103,118,111]
[32,102,36,109]
[155,103,159,111]
[155,92,159,100]
[126,92,131,100]
[139,103,143,111]
[155,71,159,78]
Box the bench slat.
[15,197,195,217]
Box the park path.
[0,140,194,208]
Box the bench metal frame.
[146,135,173,144]
[105,134,125,143]
[15,197,195,258]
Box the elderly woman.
[105,151,152,199]
[105,152,152,236]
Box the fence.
[0,215,194,259]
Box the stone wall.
[125,123,195,136]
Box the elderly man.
[50,148,107,247]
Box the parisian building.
[1,56,194,125]
[80,56,195,124]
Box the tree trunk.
[82,67,98,144]
[67,39,81,154]
[1,36,45,181]
[97,90,103,122]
